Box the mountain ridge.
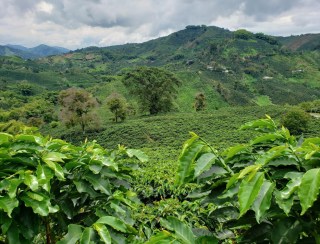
[0,44,70,59]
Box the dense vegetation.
[1,25,320,243]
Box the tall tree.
[106,92,127,122]
[122,67,181,115]
[58,87,99,133]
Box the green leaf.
[36,164,54,192]
[21,192,59,216]
[226,172,240,189]
[194,153,216,178]
[145,230,175,244]
[93,223,111,244]
[42,157,65,181]
[5,178,23,198]
[7,223,21,244]
[88,160,103,174]
[280,174,302,199]
[42,152,67,162]
[0,196,19,217]
[160,216,196,244]
[96,216,128,233]
[84,173,111,195]
[222,144,248,160]
[126,149,148,162]
[250,133,284,145]
[238,172,264,217]
[298,168,320,215]
[73,180,100,198]
[238,164,261,180]
[271,218,301,244]
[196,236,219,244]
[80,227,95,244]
[252,181,275,223]
[240,117,276,132]
[24,171,39,191]
[275,190,294,215]
[255,145,288,166]
[57,224,83,244]
[0,133,13,145]
[176,136,206,185]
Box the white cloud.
[0,0,319,49]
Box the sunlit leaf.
[252,181,275,223]
[238,172,264,217]
[298,168,320,215]
[57,224,83,244]
[93,223,111,244]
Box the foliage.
[194,92,206,111]
[122,67,181,115]
[16,80,34,96]
[106,92,127,122]
[175,115,320,243]
[0,128,146,243]
[281,108,310,135]
[234,29,254,40]
[58,87,100,133]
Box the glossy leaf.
[84,173,111,195]
[24,171,39,191]
[0,196,19,217]
[275,190,294,215]
[252,181,275,223]
[238,172,264,217]
[160,216,196,244]
[36,164,54,192]
[298,168,320,215]
[222,144,248,160]
[176,135,205,185]
[93,223,111,244]
[80,227,95,244]
[57,224,83,244]
[20,192,59,216]
[145,230,175,244]
[96,216,128,233]
[42,158,65,181]
[126,149,148,162]
[194,153,216,178]
[271,218,301,244]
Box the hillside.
[0,25,320,113]
[277,33,320,51]
[40,25,320,108]
[0,44,69,59]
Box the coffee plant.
[155,115,320,243]
[0,129,146,243]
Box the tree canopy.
[122,67,181,115]
[58,87,99,133]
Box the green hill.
[1,25,320,113]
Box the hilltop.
[0,44,69,59]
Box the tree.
[281,108,310,135]
[122,67,181,115]
[17,80,34,96]
[106,92,127,122]
[58,87,99,133]
[194,92,206,111]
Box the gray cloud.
[0,0,319,49]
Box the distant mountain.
[277,33,320,51]
[0,44,70,59]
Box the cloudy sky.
[0,0,319,49]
